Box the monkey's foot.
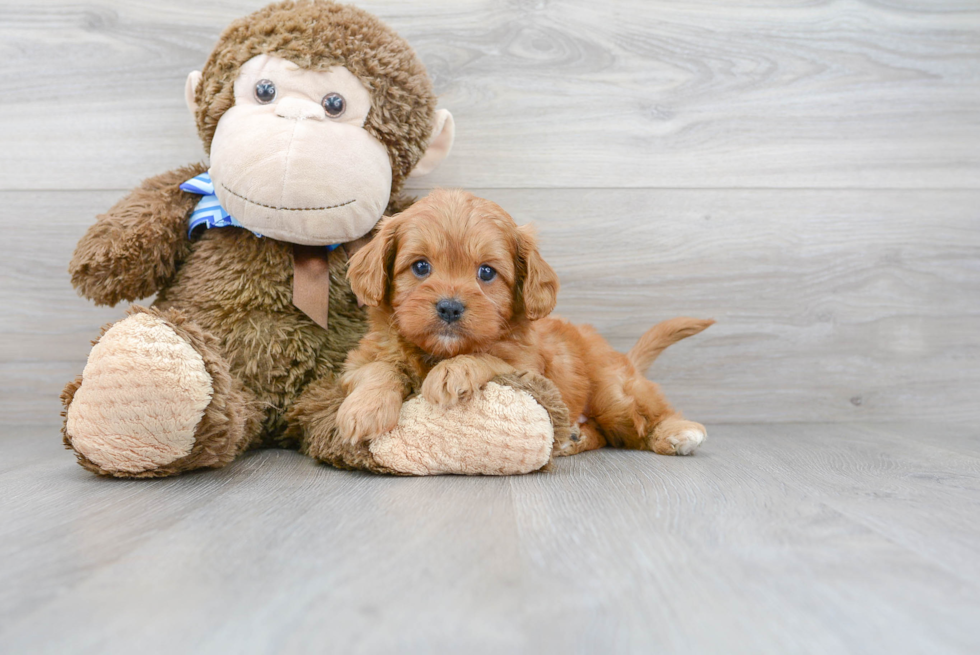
[296,371,568,476]
[649,417,707,456]
[370,380,555,475]
[64,312,214,475]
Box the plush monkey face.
[184,1,454,246]
[204,55,392,245]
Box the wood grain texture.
[1,422,979,653]
[2,0,978,190]
[3,3,979,652]
[3,188,977,425]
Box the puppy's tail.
[627,317,714,374]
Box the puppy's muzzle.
[435,298,465,324]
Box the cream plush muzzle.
[206,55,393,246]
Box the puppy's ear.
[515,224,559,321]
[347,217,398,306]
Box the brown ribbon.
[292,237,371,330]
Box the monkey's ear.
[409,109,455,178]
[347,217,399,307]
[185,70,202,115]
[516,225,559,321]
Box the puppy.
[338,189,713,456]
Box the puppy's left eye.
[412,260,431,278]
[478,264,497,282]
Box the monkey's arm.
[69,163,207,306]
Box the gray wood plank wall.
[1,0,977,426]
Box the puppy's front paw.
[337,390,402,444]
[422,358,494,408]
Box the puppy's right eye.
[411,260,431,278]
[478,264,497,282]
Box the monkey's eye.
[322,93,346,117]
[254,79,277,104]
[478,265,497,282]
[412,260,431,278]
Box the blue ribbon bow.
[179,172,253,238]
[180,172,339,252]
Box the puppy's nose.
[435,298,465,324]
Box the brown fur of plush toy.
[62,1,568,477]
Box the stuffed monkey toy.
[62,0,571,478]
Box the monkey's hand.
[69,163,206,306]
[422,354,516,408]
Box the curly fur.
[340,189,712,455]
[151,229,368,450]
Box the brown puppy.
[338,188,713,456]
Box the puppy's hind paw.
[650,419,706,456]
[553,427,581,456]
[552,421,605,457]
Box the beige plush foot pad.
[651,418,707,456]
[66,313,214,474]
[369,381,554,475]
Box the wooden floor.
[2,1,978,653]
[1,422,978,654]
